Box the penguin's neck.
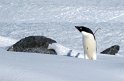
[81,32,95,40]
[82,35,95,41]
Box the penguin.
[75,26,97,60]
[48,43,83,58]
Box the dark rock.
[7,36,57,54]
[100,45,120,55]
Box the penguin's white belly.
[83,38,96,60]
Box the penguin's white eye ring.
[80,28,82,30]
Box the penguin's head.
[75,26,95,39]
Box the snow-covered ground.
[0,48,124,81]
[0,0,124,81]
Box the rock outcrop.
[100,45,120,55]
[7,36,57,54]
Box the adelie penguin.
[75,26,97,60]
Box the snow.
[0,0,124,81]
[0,0,124,23]
[0,36,18,47]
[0,48,124,81]
[48,43,83,58]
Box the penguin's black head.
[75,26,94,35]
[75,26,95,39]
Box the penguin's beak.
[75,26,81,32]
[75,26,78,29]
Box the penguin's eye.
[80,28,82,30]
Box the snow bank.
[0,48,124,81]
